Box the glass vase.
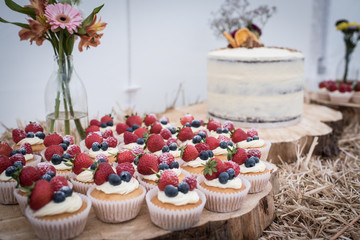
[336,51,360,84]
[45,55,88,142]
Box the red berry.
[230,147,247,165]
[73,153,93,175]
[203,158,221,180]
[160,128,172,140]
[246,149,262,159]
[327,84,338,92]
[218,135,230,142]
[0,141,12,157]
[150,122,162,134]
[20,143,32,154]
[158,152,175,165]
[137,154,159,175]
[100,115,113,124]
[66,145,81,158]
[133,128,149,139]
[94,162,115,185]
[207,119,221,131]
[166,138,178,147]
[206,137,220,150]
[29,180,53,211]
[247,129,259,138]
[85,125,100,136]
[146,134,166,153]
[44,145,64,161]
[0,156,13,174]
[158,170,179,191]
[231,129,248,143]
[224,161,240,177]
[50,175,68,191]
[181,145,199,162]
[19,166,41,187]
[12,128,26,144]
[94,153,109,162]
[144,114,158,127]
[63,135,74,145]
[105,136,117,148]
[177,127,194,142]
[126,114,142,127]
[223,121,235,131]
[36,162,56,176]
[116,150,135,164]
[215,158,227,174]
[123,131,138,145]
[116,162,135,177]
[102,129,113,139]
[25,122,43,133]
[182,176,197,191]
[116,123,129,135]
[132,145,145,156]
[85,132,103,149]
[44,133,63,147]
[90,119,101,127]
[10,153,26,166]
[180,114,194,126]
[195,143,210,153]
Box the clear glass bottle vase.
[45,55,88,142]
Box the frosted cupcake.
[146,170,206,230]
[180,145,209,177]
[88,139,118,163]
[328,83,353,104]
[42,145,73,179]
[68,153,95,194]
[0,156,18,204]
[239,156,271,193]
[12,122,46,152]
[351,82,360,103]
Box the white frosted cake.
[207,47,304,127]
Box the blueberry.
[62,153,71,161]
[101,142,109,151]
[192,135,202,144]
[136,138,145,145]
[185,123,191,127]
[246,137,252,142]
[60,143,68,151]
[220,141,228,149]
[90,163,96,170]
[226,168,235,179]
[159,162,169,171]
[13,161,23,168]
[51,154,62,165]
[199,151,209,160]
[207,150,214,158]
[227,141,233,147]
[253,136,259,140]
[53,191,66,203]
[164,185,178,197]
[216,128,223,134]
[249,156,259,163]
[97,158,107,163]
[35,131,45,139]
[219,172,229,184]
[5,166,17,177]
[40,173,52,181]
[46,171,56,178]
[92,142,100,151]
[100,122,107,128]
[245,158,256,168]
[198,131,207,139]
[169,161,179,169]
[19,148,27,155]
[132,124,139,130]
[191,120,201,128]
[169,143,178,151]
[222,128,229,133]
[178,182,190,194]
[168,127,176,134]
[63,139,70,146]
[162,145,170,153]
[10,150,18,156]
[108,174,122,186]
[161,119,168,125]
[107,121,114,127]
[120,171,131,182]
[59,186,72,197]
[126,127,133,132]
[133,157,139,165]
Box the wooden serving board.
[0,183,274,240]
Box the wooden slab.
[163,102,342,163]
[0,183,274,240]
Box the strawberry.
[319,81,327,88]
[223,121,235,131]
[158,152,175,165]
[195,143,210,153]
[215,158,227,174]
[182,176,197,191]
[90,119,101,127]
[346,84,353,92]
[102,129,113,138]
[73,153,93,175]
[116,123,129,135]
[12,128,26,144]
[126,114,142,127]
[224,161,240,177]
[206,137,220,150]
[44,133,63,147]
[36,162,56,176]
[50,175,68,191]
[94,153,109,162]
[25,122,43,133]
[105,136,117,148]
[247,129,259,138]
[150,122,162,134]
[124,131,138,145]
[203,158,220,180]
[29,180,54,211]
[85,125,100,136]
[146,134,166,153]
[144,114,158,127]
[228,147,247,165]
[66,145,81,158]
[137,154,159,175]
[160,128,172,140]
[180,145,199,162]
[180,114,194,126]
[100,114,113,124]
[207,119,221,131]
[166,138,178,147]
[231,128,248,143]
[116,150,135,164]
[339,83,347,93]
[327,84,338,92]
[20,143,33,154]
[247,149,262,159]
[218,135,230,142]
[132,145,145,156]
[158,170,179,191]
[0,156,13,174]
[177,127,194,142]
[63,135,74,145]
[85,132,103,149]
[19,166,41,187]
[134,128,149,139]
[0,141,12,157]
[10,154,26,166]
[94,162,115,185]
[44,145,64,161]
[116,162,135,177]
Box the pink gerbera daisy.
[45,3,83,34]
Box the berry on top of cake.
[12,122,46,152]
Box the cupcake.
[12,122,46,152]
[0,155,18,204]
[11,143,41,167]
[88,138,119,163]
[177,127,195,146]
[121,130,147,151]
[179,145,208,177]
[42,145,73,178]
[25,180,91,240]
[317,81,330,100]
[197,159,250,212]
[351,82,360,103]
[146,170,206,231]
[205,136,232,160]
[87,162,145,223]
[328,83,353,104]
[239,156,271,193]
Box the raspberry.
[218,135,230,142]
[158,152,175,165]
[166,138,178,147]
[102,129,114,139]
[66,145,81,158]
[116,162,135,177]
[160,128,172,140]
[50,176,68,191]
[158,170,179,191]
[195,143,210,153]
[105,136,117,148]
[246,149,261,159]
[95,153,109,162]
[182,176,197,191]
[223,121,234,131]
[247,128,259,138]
[90,119,101,127]
[132,145,145,156]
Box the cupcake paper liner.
[259,140,271,162]
[351,93,360,104]
[0,180,17,205]
[69,173,95,195]
[240,168,271,193]
[196,175,250,213]
[13,188,28,215]
[329,92,353,104]
[146,188,206,231]
[317,90,329,101]
[263,161,278,174]
[26,155,42,167]
[87,185,146,223]
[25,193,91,240]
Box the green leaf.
[64,34,75,55]
[5,0,36,19]
[77,4,104,35]
[48,0,57,4]
[0,17,30,29]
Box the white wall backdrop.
[0,0,359,135]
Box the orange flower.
[78,14,106,52]
[86,14,106,36]
[25,0,46,16]
[18,19,47,46]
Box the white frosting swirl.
[238,139,265,149]
[50,161,72,171]
[182,157,207,168]
[25,154,34,161]
[191,126,207,132]
[0,171,14,181]
[122,142,141,150]
[240,161,266,173]
[180,140,195,147]
[100,126,116,133]
[208,131,231,139]
[157,190,199,206]
[75,170,94,183]
[153,149,181,158]
[204,177,242,189]
[139,168,181,181]
[17,137,43,146]
[212,146,231,155]
[88,147,118,158]
[96,177,139,195]
[31,193,82,217]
